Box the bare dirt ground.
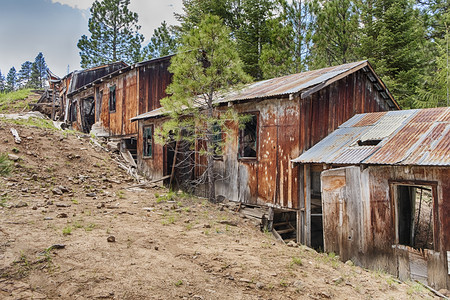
[0,118,439,299]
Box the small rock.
[97,203,105,209]
[345,260,354,266]
[154,246,159,250]
[58,185,70,193]
[256,282,265,289]
[15,201,28,208]
[57,213,68,218]
[292,280,303,289]
[56,203,70,208]
[86,192,97,197]
[46,200,53,205]
[239,278,252,283]
[52,188,63,195]
[332,277,344,285]
[203,224,211,228]
[32,206,38,210]
[44,217,53,220]
[31,174,38,181]
[8,154,20,161]
[107,236,116,242]
[287,240,298,247]
[21,188,28,193]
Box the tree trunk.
[206,96,215,202]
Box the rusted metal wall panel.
[322,165,449,289]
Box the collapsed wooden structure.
[292,107,450,290]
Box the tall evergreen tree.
[18,61,33,88]
[6,67,17,92]
[359,0,426,108]
[236,0,275,79]
[77,0,144,68]
[142,21,178,60]
[259,0,311,78]
[158,15,251,202]
[0,70,5,93]
[30,52,48,89]
[308,0,360,68]
[415,5,449,107]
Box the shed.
[132,60,399,238]
[292,107,450,289]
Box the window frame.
[109,85,116,113]
[238,112,259,161]
[390,180,439,251]
[143,125,154,159]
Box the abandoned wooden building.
[292,107,450,290]
[37,62,127,124]
[131,60,400,239]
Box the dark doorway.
[396,184,435,250]
[81,97,95,133]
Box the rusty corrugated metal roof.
[132,60,398,121]
[292,107,450,166]
[218,61,369,103]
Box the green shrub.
[0,153,12,175]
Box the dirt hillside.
[0,116,439,299]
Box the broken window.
[109,85,116,112]
[395,184,435,250]
[212,122,223,158]
[143,125,153,158]
[239,114,258,159]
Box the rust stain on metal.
[353,111,387,127]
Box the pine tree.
[158,15,251,202]
[0,70,5,93]
[6,67,17,92]
[359,0,426,108]
[308,0,360,68]
[18,61,33,88]
[259,0,311,78]
[236,0,275,79]
[415,4,449,107]
[77,0,144,68]
[142,21,178,60]
[30,52,48,89]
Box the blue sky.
[0,0,182,78]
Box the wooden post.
[304,164,311,247]
[51,89,56,120]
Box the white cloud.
[51,0,183,43]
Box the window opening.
[70,101,77,122]
[239,114,258,158]
[396,185,434,250]
[212,122,223,158]
[109,85,116,112]
[143,125,153,158]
